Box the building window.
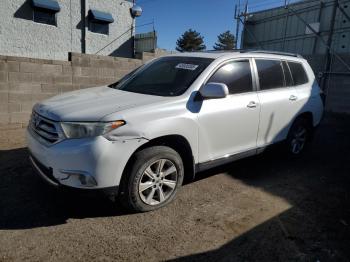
[89,22,109,35]
[31,0,60,26]
[88,9,114,35]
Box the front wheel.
[120,146,184,212]
[286,118,312,155]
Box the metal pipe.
[321,0,339,89]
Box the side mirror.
[199,83,229,99]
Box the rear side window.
[288,62,308,85]
[208,60,253,94]
[256,59,285,90]
[282,61,293,86]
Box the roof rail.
[239,50,303,58]
[200,49,303,58]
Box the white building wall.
[0,0,134,60]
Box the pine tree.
[176,29,206,52]
[213,31,236,50]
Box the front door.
[197,59,260,163]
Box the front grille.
[29,111,63,145]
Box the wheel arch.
[120,135,195,192]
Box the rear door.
[197,59,260,163]
[254,58,299,147]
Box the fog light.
[59,170,97,187]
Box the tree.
[176,29,206,52]
[213,31,236,50]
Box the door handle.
[247,101,257,108]
[289,95,298,101]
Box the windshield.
[109,56,213,96]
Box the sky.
[135,0,299,51]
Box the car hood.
[33,86,169,121]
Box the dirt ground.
[0,114,350,262]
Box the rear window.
[288,62,308,85]
[256,59,285,90]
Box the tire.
[120,146,184,212]
[285,117,312,156]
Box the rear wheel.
[120,146,184,212]
[286,117,312,155]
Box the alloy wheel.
[290,126,307,154]
[138,159,178,206]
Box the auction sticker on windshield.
[175,63,199,71]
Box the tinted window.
[256,59,285,90]
[33,10,56,25]
[288,62,308,85]
[208,60,253,94]
[282,61,293,86]
[110,57,213,96]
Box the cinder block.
[8,72,32,82]
[62,65,73,75]
[42,64,62,75]
[73,76,94,85]
[41,84,59,94]
[9,83,41,93]
[10,112,31,124]
[6,56,30,62]
[0,83,9,91]
[0,92,9,103]
[8,103,21,113]
[0,71,8,81]
[20,62,42,73]
[52,60,71,66]
[81,67,98,76]
[0,61,6,71]
[21,102,35,112]
[7,61,20,72]
[53,75,72,84]
[31,73,54,84]
[0,103,8,113]
[0,123,22,130]
[9,92,31,103]
[0,113,10,123]
[72,66,82,76]
[32,93,54,102]
[59,84,75,93]
[99,68,115,77]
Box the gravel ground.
[0,114,350,262]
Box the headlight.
[60,120,125,139]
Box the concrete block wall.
[0,53,145,129]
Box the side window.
[208,60,253,94]
[288,62,308,85]
[282,61,293,86]
[256,59,285,90]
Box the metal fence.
[135,31,157,53]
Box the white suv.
[27,51,324,212]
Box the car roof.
[167,50,305,62]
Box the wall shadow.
[14,1,33,21]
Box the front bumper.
[26,127,148,189]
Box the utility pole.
[234,1,240,49]
[240,1,248,49]
[131,0,136,57]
